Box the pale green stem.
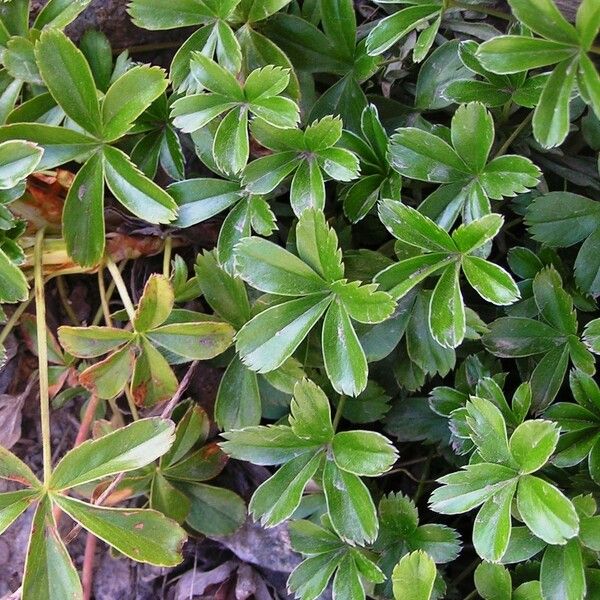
[163,236,172,278]
[105,256,136,322]
[34,228,52,486]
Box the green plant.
[0,0,599,597]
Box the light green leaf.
[540,540,586,600]
[332,430,397,476]
[35,29,102,136]
[214,106,249,175]
[473,480,517,562]
[50,417,174,490]
[102,66,168,141]
[0,490,39,535]
[54,495,186,566]
[533,57,578,149]
[366,5,440,56]
[0,247,28,303]
[290,158,325,215]
[323,457,378,544]
[62,152,105,267]
[215,355,261,429]
[477,36,576,74]
[295,208,343,282]
[392,550,437,600]
[234,236,328,296]
[330,280,396,324]
[322,300,368,396]
[250,450,323,526]
[462,256,520,306]
[451,102,493,173]
[509,420,559,474]
[429,264,465,349]
[289,378,334,443]
[508,0,579,45]
[0,140,42,189]
[57,325,134,358]
[22,498,83,600]
[517,475,579,545]
[147,321,235,360]
[236,294,332,373]
[0,444,40,487]
[390,128,469,183]
[379,200,456,252]
[103,146,177,224]
[133,274,174,332]
[474,562,512,600]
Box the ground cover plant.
[0,0,599,598]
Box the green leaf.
[147,321,235,360]
[234,236,328,296]
[390,128,468,183]
[508,0,579,45]
[517,475,579,544]
[215,355,261,429]
[190,51,243,99]
[378,200,456,253]
[162,404,209,467]
[452,213,503,254]
[0,123,99,171]
[374,254,453,300]
[366,5,440,56]
[331,280,396,324]
[195,249,250,329]
[171,93,237,133]
[0,140,42,189]
[295,208,343,282]
[183,482,246,536]
[50,417,175,490]
[54,495,186,566]
[510,420,559,474]
[289,378,334,443]
[430,264,465,349]
[532,267,576,334]
[103,146,178,224]
[451,102,493,173]
[133,274,174,332]
[0,247,28,303]
[214,106,249,175]
[332,430,397,476]
[430,463,517,514]
[79,346,134,400]
[22,498,83,600]
[131,339,178,407]
[323,457,378,544]
[290,158,325,215]
[150,473,190,523]
[320,0,356,60]
[62,152,105,266]
[476,36,576,74]
[462,256,520,306]
[236,294,332,373]
[483,317,564,357]
[34,0,93,29]
[102,66,168,141]
[171,177,243,227]
[533,58,578,149]
[473,480,517,562]
[322,300,368,396]
[540,540,586,600]
[480,156,541,200]
[0,490,39,535]
[250,450,323,526]
[35,29,102,136]
[57,326,134,358]
[474,562,512,600]
[466,396,513,465]
[128,0,217,29]
[220,424,320,465]
[242,151,302,194]
[288,553,341,600]
[578,53,600,119]
[392,550,437,600]
[576,0,600,51]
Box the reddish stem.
[82,533,98,600]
